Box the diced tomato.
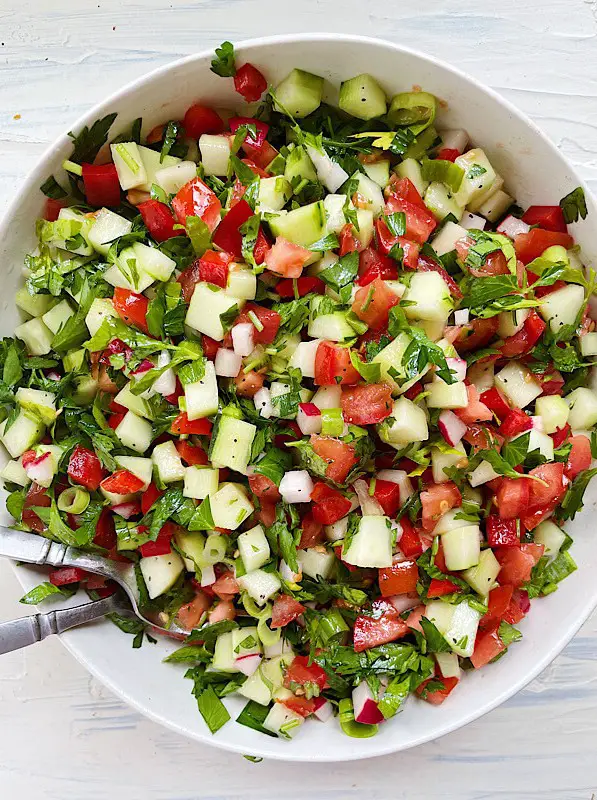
[522,205,567,233]
[471,627,506,668]
[427,577,461,598]
[437,148,460,162]
[138,199,183,242]
[398,518,423,558]
[374,217,420,267]
[416,254,463,299]
[480,585,513,630]
[100,469,144,495]
[496,542,544,587]
[248,473,282,502]
[234,303,281,345]
[312,489,352,525]
[551,424,571,449]
[386,176,427,209]
[565,434,592,479]
[211,571,240,599]
[108,412,125,430]
[310,435,358,484]
[467,250,510,278]
[385,187,437,244]
[200,335,219,362]
[264,237,312,279]
[298,513,324,548]
[378,559,419,596]
[525,462,567,523]
[139,522,178,557]
[49,567,87,587]
[421,482,462,532]
[514,229,574,264]
[496,478,529,520]
[233,62,267,102]
[279,696,316,718]
[82,163,121,207]
[183,104,224,137]
[235,369,265,398]
[67,445,103,491]
[171,413,213,436]
[501,311,546,358]
[140,482,164,515]
[229,117,269,148]
[341,383,393,426]
[486,514,519,546]
[177,590,211,630]
[175,440,208,466]
[197,249,233,288]
[93,507,116,549]
[352,277,399,329]
[454,316,499,354]
[112,288,149,334]
[314,342,361,386]
[537,367,565,397]
[480,387,510,421]
[257,500,277,528]
[499,408,533,437]
[416,674,459,705]
[503,598,526,625]
[271,594,306,628]
[455,384,493,426]
[284,655,328,692]
[253,225,270,265]
[172,177,221,232]
[242,139,279,171]
[275,276,325,298]
[43,197,66,222]
[356,244,398,286]
[372,479,402,517]
[339,223,361,255]
[353,599,409,652]
[211,198,252,257]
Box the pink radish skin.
[235,654,262,677]
[297,402,322,435]
[111,501,141,519]
[446,357,467,382]
[352,681,384,725]
[497,215,530,239]
[438,410,468,446]
[312,697,334,722]
[25,452,54,486]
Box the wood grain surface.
[1,1,597,797]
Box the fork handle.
[0,595,121,655]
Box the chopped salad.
[3,40,597,741]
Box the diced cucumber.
[51,208,94,255]
[342,516,393,568]
[174,530,206,572]
[289,338,322,379]
[453,149,497,207]
[139,551,184,599]
[103,250,155,294]
[72,376,98,406]
[498,308,529,338]
[132,242,176,282]
[495,361,542,409]
[312,385,342,410]
[210,416,257,475]
[15,387,57,425]
[323,194,349,234]
[521,428,554,461]
[462,548,501,596]
[115,456,153,489]
[0,412,45,458]
[378,397,429,448]
[0,457,30,487]
[566,388,597,430]
[210,482,254,529]
[41,299,74,335]
[85,297,117,336]
[184,360,219,421]
[395,159,429,197]
[212,632,237,673]
[110,142,147,190]
[238,524,270,572]
[136,145,180,192]
[425,599,481,658]
[284,145,317,184]
[225,265,255,301]
[154,160,197,194]
[15,317,53,356]
[426,379,468,410]
[15,286,53,318]
[88,209,133,255]
[116,523,150,551]
[152,440,185,484]
[404,271,453,322]
[232,625,261,658]
[435,652,461,680]
[298,547,336,579]
[238,568,281,606]
[475,189,513,223]
[372,332,414,389]
[199,134,231,177]
[431,442,467,483]
[339,73,387,120]
[354,209,374,248]
[441,525,481,571]
[538,284,585,334]
[352,172,384,216]
[268,200,326,248]
[263,702,304,739]
[274,69,324,118]
[183,466,219,500]
[424,181,464,222]
[238,666,273,705]
[114,382,156,421]
[363,159,391,188]
[114,411,153,454]
[534,520,566,557]
[185,283,245,341]
[467,175,504,213]
[535,395,569,434]
[580,332,597,357]
[258,176,292,213]
[308,311,354,341]
[469,460,501,488]
[431,221,468,257]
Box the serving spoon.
[0,527,186,655]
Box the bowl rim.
[4,31,596,761]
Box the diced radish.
[152,351,176,397]
[454,309,469,325]
[279,471,314,504]
[439,129,468,152]
[531,415,545,433]
[46,370,62,381]
[460,211,486,231]
[231,323,255,357]
[235,653,262,676]
[215,348,242,377]
[497,215,530,239]
[312,696,334,722]
[352,681,384,725]
[353,478,384,515]
[388,593,419,614]
[297,402,322,435]
[446,357,467,382]
[254,386,274,419]
[279,559,302,582]
[376,469,414,503]
[200,565,216,587]
[438,409,468,446]
[24,451,54,488]
[111,501,141,519]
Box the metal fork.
[0,527,186,655]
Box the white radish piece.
[388,594,419,614]
[235,654,262,677]
[215,348,242,378]
[446,356,467,382]
[438,409,468,446]
[297,402,322,435]
[200,565,216,587]
[254,386,274,419]
[152,350,176,397]
[231,323,255,357]
[279,471,314,504]
[111,501,141,519]
[439,129,468,152]
[353,479,384,516]
[454,309,469,325]
[460,211,486,231]
[497,215,530,239]
[24,452,54,488]
[312,697,334,722]
[352,681,384,725]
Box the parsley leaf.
[210,41,236,77]
[560,186,588,224]
[68,113,118,164]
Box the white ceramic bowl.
[2,33,597,762]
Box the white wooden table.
[2,0,597,796]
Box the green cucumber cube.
[274,69,324,118]
[210,416,256,475]
[339,73,387,120]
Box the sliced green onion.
[387,91,437,133]
[257,615,281,647]
[57,486,90,514]
[338,698,378,738]
[200,534,227,566]
[222,404,244,420]
[421,158,464,193]
[321,407,344,437]
[403,126,440,161]
[248,310,264,332]
[115,143,140,174]
[62,159,83,177]
[319,608,349,642]
[242,593,272,620]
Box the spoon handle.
[0,528,115,578]
[0,595,121,655]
